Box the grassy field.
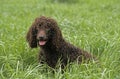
[0,0,120,79]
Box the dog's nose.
[39,36,44,40]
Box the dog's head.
[26,16,62,48]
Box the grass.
[0,0,120,79]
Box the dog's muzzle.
[37,36,47,46]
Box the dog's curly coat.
[26,16,94,69]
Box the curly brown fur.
[26,16,94,69]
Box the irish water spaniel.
[26,16,94,69]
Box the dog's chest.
[44,50,61,68]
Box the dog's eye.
[39,24,42,27]
[48,29,55,35]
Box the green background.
[0,0,120,79]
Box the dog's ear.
[26,24,37,48]
[48,18,63,49]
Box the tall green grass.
[0,0,120,79]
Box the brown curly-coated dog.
[26,16,94,69]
